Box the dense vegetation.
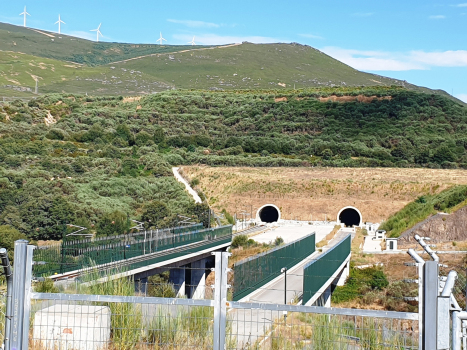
[331,265,417,312]
[1,86,467,240]
[380,185,467,237]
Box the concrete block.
[33,304,111,350]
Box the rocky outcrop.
[398,206,467,245]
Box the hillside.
[181,166,467,223]
[0,22,208,66]
[1,87,467,241]
[0,22,459,100]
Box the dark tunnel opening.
[339,208,361,227]
[259,206,279,223]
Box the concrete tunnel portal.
[257,204,281,223]
[337,206,362,227]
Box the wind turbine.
[188,36,196,46]
[90,23,103,42]
[19,6,31,27]
[156,32,167,45]
[55,14,65,34]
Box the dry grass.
[182,166,467,223]
[351,228,366,253]
[316,225,341,248]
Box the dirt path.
[110,43,243,65]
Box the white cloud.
[172,34,281,45]
[321,47,424,71]
[453,3,467,7]
[410,50,467,66]
[167,19,219,28]
[456,94,467,102]
[352,12,374,17]
[299,33,324,40]
[66,31,99,41]
[429,15,446,19]
[320,47,467,71]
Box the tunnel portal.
[338,207,362,227]
[257,204,281,223]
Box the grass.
[380,185,467,237]
[316,225,341,248]
[0,50,173,97]
[0,22,212,66]
[183,166,467,223]
[0,21,460,99]
[258,312,417,350]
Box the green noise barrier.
[33,223,231,277]
[232,232,316,301]
[302,234,351,305]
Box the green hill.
[0,22,459,101]
[1,87,467,240]
[0,22,209,66]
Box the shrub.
[34,278,59,293]
[274,236,284,246]
[231,235,248,248]
[0,225,27,261]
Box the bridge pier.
[169,266,187,298]
[135,277,148,295]
[336,261,350,286]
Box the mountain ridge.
[0,21,460,103]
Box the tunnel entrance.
[338,207,362,227]
[257,205,280,223]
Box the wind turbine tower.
[19,6,31,27]
[55,14,65,34]
[90,23,103,42]
[156,32,167,45]
[188,36,196,46]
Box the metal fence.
[33,224,230,277]
[232,233,315,301]
[2,235,466,349]
[302,234,351,305]
[227,301,419,349]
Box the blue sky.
[2,1,466,100]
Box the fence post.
[21,245,34,350]
[0,248,12,350]
[212,251,230,350]
[9,240,28,350]
[423,260,439,350]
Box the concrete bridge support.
[169,267,187,297]
[133,252,218,299]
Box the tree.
[153,126,166,144]
[0,225,27,262]
[96,211,128,236]
[433,146,456,164]
[141,201,171,229]
[321,148,333,160]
